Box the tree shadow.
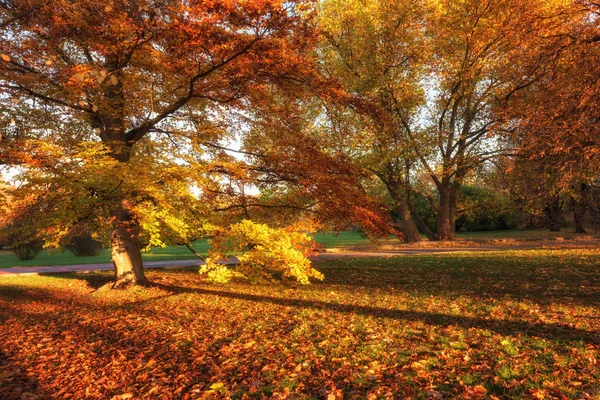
[0,345,41,398]
[0,279,598,399]
[153,283,600,345]
[317,256,600,307]
[0,286,227,399]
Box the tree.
[502,0,600,233]
[0,0,324,286]
[318,0,575,240]
[317,0,429,242]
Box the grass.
[1,229,596,268]
[456,229,597,240]
[0,233,374,268]
[0,240,211,268]
[1,248,599,399]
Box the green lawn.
[1,249,598,399]
[456,228,597,240]
[1,233,374,268]
[1,229,596,268]
[0,240,212,268]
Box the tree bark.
[545,195,562,232]
[572,197,587,233]
[394,200,422,243]
[110,202,147,288]
[436,184,456,240]
[94,59,147,287]
[408,205,437,241]
[381,170,423,243]
[571,184,588,234]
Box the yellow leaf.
[473,385,487,394]
[1,54,10,62]
[410,361,424,370]
[207,382,227,394]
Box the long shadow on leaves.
[0,285,233,399]
[317,255,600,307]
[0,347,40,399]
[155,282,600,345]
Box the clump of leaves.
[66,229,103,257]
[200,220,323,284]
[3,214,44,261]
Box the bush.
[457,186,519,231]
[4,216,44,261]
[11,240,44,260]
[66,230,103,257]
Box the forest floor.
[1,248,599,399]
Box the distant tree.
[504,0,600,233]
[318,0,577,240]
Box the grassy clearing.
[1,249,599,399]
[0,232,375,268]
[0,241,212,268]
[3,229,593,269]
[456,229,597,240]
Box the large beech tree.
[0,0,330,286]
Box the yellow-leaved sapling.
[200,220,324,284]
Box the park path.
[0,240,598,277]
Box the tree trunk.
[110,202,147,288]
[545,196,562,232]
[94,58,147,287]
[383,172,423,243]
[449,185,459,237]
[436,187,454,240]
[571,183,589,234]
[408,203,437,241]
[394,200,422,243]
[572,197,587,234]
[591,205,600,233]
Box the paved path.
[0,240,597,277]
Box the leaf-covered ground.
[1,249,599,399]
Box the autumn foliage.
[201,220,323,284]
[0,0,358,285]
[1,0,600,284]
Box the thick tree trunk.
[571,184,589,234]
[591,205,600,233]
[93,58,148,287]
[449,187,459,236]
[409,205,437,241]
[383,173,423,243]
[572,197,587,234]
[394,200,422,243]
[545,196,562,232]
[436,186,455,240]
[110,203,147,288]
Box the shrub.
[11,240,44,260]
[66,230,103,257]
[4,216,44,261]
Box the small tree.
[200,220,323,285]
